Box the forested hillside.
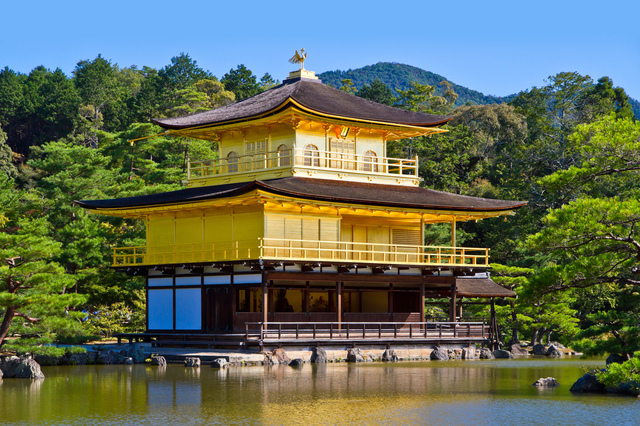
[319,62,640,117]
[318,62,506,106]
[0,54,639,362]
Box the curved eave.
[256,183,528,213]
[153,98,452,133]
[74,179,527,218]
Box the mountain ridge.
[317,62,639,118]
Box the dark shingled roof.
[152,80,452,130]
[75,177,527,212]
[456,278,516,298]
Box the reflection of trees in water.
[3,360,618,424]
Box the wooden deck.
[115,321,492,350]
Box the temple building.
[76,64,525,349]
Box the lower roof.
[455,278,516,298]
[75,177,526,212]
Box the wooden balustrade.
[112,238,489,267]
[244,321,490,343]
[186,148,418,180]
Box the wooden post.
[457,297,463,319]
[262,284,268,325]
[230,284,236,332]
[337,281,342,329]
[451,217,457,248]
[420,279,426,323]
[304,281,310,320]
[388,283,394,321]
[490,297,496,349]
[449,281,457,322]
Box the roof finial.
[288,48,307,70]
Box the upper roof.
[152,79,452,130]
[75,177,526,212]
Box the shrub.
[596,356,640,396]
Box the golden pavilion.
[77,63,525,349]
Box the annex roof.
[152,79,452,130]
[75,177,526,212]
[455,277,516,298]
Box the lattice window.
[246,140,267,170]
[303,144,320,167]
[245,140,267,155]
[227,151,239,173]
[363,150,378,172]
[392,228,421,246]
[277,144,291,166]
[329,138,356,170]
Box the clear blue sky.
[2,0,639,99]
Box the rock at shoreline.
[510,344,529,356]
[263,354,279,365]
[479,347,495,359]
[123,357,134,365]
[112,351,125,364]
[606,353,627,365]
[127,346,145,364]
[310,347,327,364]
[272,348,290,364]
[0,357,45,379]
[547,345,563,358]
[184,357,201,368]
[532,344,547,355]
[67,353,89,365]
[570,371,606,393]
[493,349,514,359]
[430,346,449,361]
[534,377,559,387]
[382,349,399,362]
[347,348,365,363]
[211,358,227,369]
[462,346,477,360]
[34,354,62,366]
[151,356,167,367]
[96,351,114,365]
[289,358,304,367]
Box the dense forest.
[0,54,639,366]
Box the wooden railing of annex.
[244,321,490,343]
[187,148,419,179]
[111,238,489,267]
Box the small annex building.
[76,63,525,349]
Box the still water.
[1,358,639,425]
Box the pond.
[1,358,638,425]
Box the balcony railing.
[187,148,418,180]
[261,238,489,266]
[112,238,489,267]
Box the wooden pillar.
[304,281,310,319]
[230,284,236,332]
[388,283,394,321]
[451,217,457,248]
[449,281,457,322]
[420,280,426,323]
[490,297,496,349]
[262,284,268,324]
[457,297,463,319]
[336,281,342,327]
